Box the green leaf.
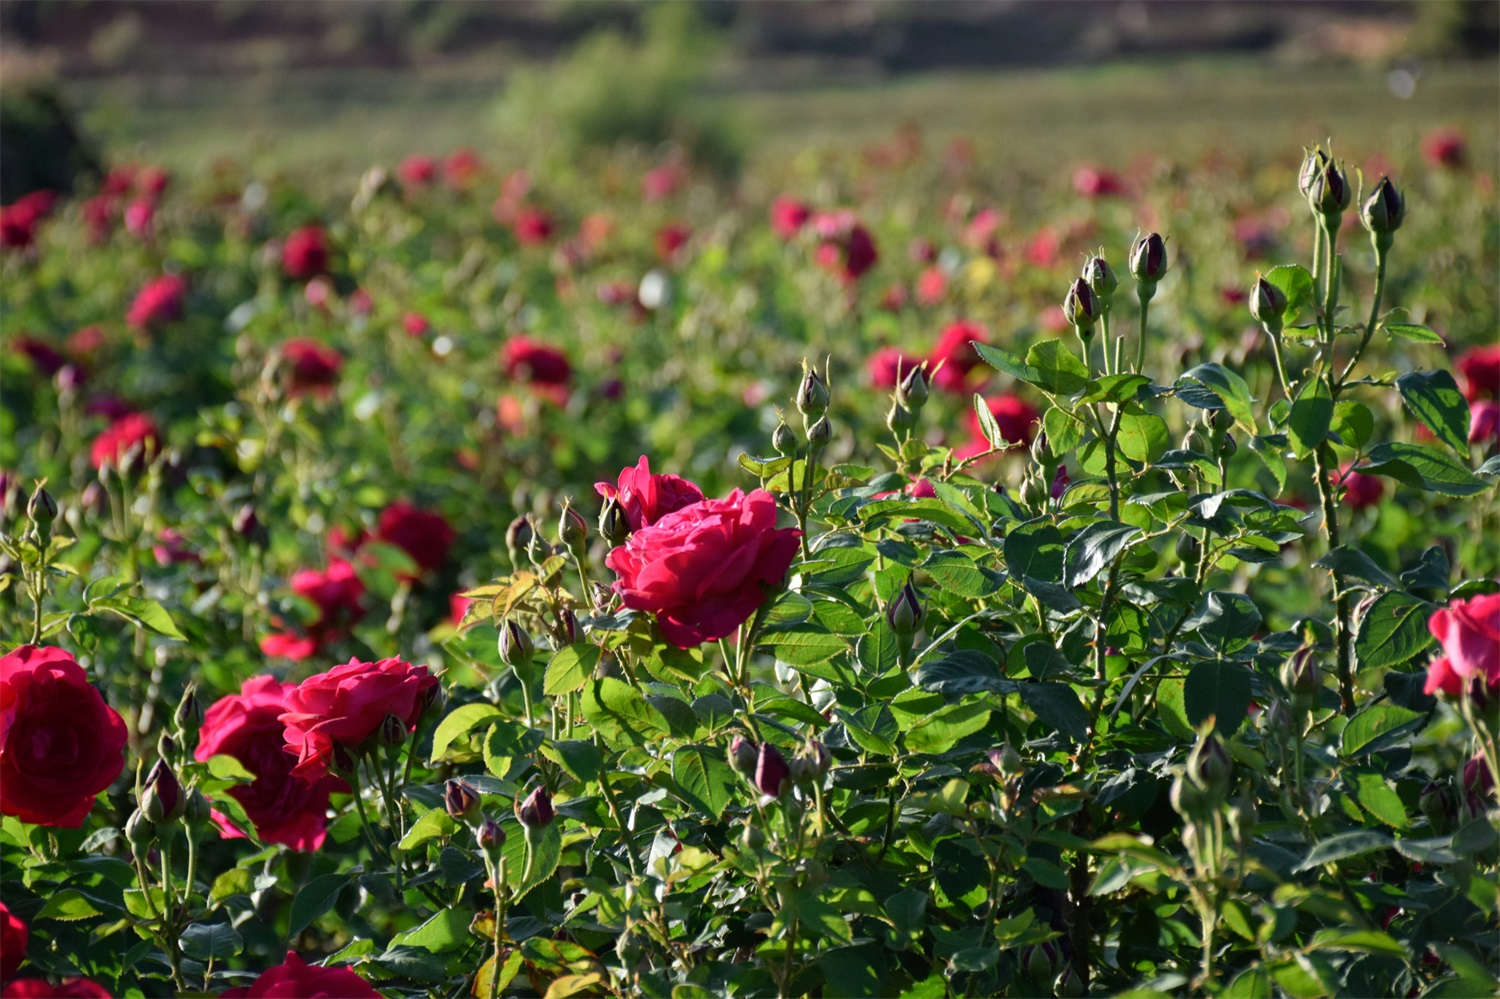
[1021,683,1089,741]
[1176,363,1256,432]
[1330,400,1374,451]
[1362,442,1486,496]
[538,739,603,783]
[1043,406,1086,454]
[1351,772,1407,828]
[920,550,994,598]
[179,921,243,960]
[972,342,1044,386]
[1287,378,1332,458]
[1063,521,1141,588]
[94,595,185,639]
[788,888,854,945]
[1353,592,1435,670]
[581,676,666,746]
[904,701,991,754]
[397,808,456,852]
[1397,370,1471,456]
[429,703,505,762]
[915,650,1016,696]
[1117,411,1169,464]
[671,746,736,819]
[35,888,103,922]
[1264,264,1315,323]
[392,907,470,953]
[288,873,352,938]
[1025,340,1090,394]
[1183,661,1253,735]
[499,820,562,902]
[1293,830,1393,872]
[1004,520,1064,583]
[972,393,1007,451]
[1382,322,1444,344]
[1341,704,1423,756]
[544,645,600,697]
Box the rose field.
[2,15,1500,999]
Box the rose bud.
[1307,160,1350,217]
[476,816,505,854]
[1361,176,1405,237]
[1129,232,1168,286]
[896,365,928,412]
[886,579,924,636]
[141,759,183,823]
[444,778,481,823]
[1419,780,1456,829]
[558,500,587,550]
[800,736,831,779]
[772,420,797,456]
[1298,147,1330,198]
[806,414,831,447]
[234,503,266,546]
[125,808,154,850]
[1187,733,1232,799]
[886,399,914,437]
[1280,646,1322,697]
[173,684,203,735]
[795,366,829,419]
[754,742,791,798]
[26,483,57,535]
[514,785,555,828]
[598,496,629,546]
[379,713,408,747]
[1062,277,1100,332]
[1249,275,1287,334]
[498,619,534,670]
[1082,255,1117,301]
[1022,942,1060,985]
[1054,964,1085,999]
[728,735,758,779]
[505,515,534,565]
[557,607,579,645]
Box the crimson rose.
[605,489,801,648]
[195,676,346,851]
[1,979,111,998]
[1,901,25,979]
[0,646,127,827]
[221,951,379,999]
[594,455,704,532]
[1428,591,1500,687]
[280,657,438,779]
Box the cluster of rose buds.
[727,734,830,799]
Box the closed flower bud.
[379,713,408,747]
[185,788,210,824]
[477,816,505,854]
[141,759,183,823]
[515,784,555,828]
[1019,474,1047,510]
[26,484,57,534]
[754,742,791,798]
[728,735,758,778]
[896,365,929,411]
[1298,147,1330,198]
[806,415,831,447]
[1129,232,1168,285]
[799,737,831,780]
[598,496,629,546]
[1419,780,1456,828]
[1361,176,1405,236]
[1054,965,1085,999]
[886,579,924,636]
[174,684,203,735]
[1248,276,1287,333]
[505,515,534,564]
[498,619,534,670]
[233,504,265,545]
[156,733,177,761]
[1169,771,1212,820]
[1083,255,1117,301]
[1022,942,1060,984]
[1307,160,1350,216]
[125,808,153,850]
[558,500,587,549]
[886,399,914,437]
[1187,734,1232,799]
[772,420,797,456]
[1063,277,1100,331]
[444,778,481,822]
[1281,646,1322,696]
[557,607,579,645]
[796,367,829,419]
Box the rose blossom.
[1470,400,1500,446]
[373,501,456,577]
[194,676,346,850]
[0,978,111,998]
[503,336,571,403]
[1333,463,1384,510]
[280,338,342,397]
[281,225,329,280]
[1427,591,1500,686]
[398,154,437,188]
[279,657,438,778]
[1457,345,1500,402]
[866,347,925,390]
[1422,127,1466,169]
[445,147,482,189]
[605,489,801,648]
[221,951,379,999]
[0,646,127,827]
[126,274,186,330]
[928,320,988,394]
[259,559,365,662]
[594,455,705,532]
[770,195,812,240]
[89,412,159,470]
[1,901,26,979]
[402,312,431,338]
[513,207,555,246]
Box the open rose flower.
[503,335,571,403]
[259,559,365,662]
[126,274,186,330]
[0,646,127,828]
[812,211,878,283]
[605,489,801,648]
[373,501,456,578]
[928,320,988,394]
[1427,591,1500,687]
[770,195,812,240]
[1332,463,1384,510]
[866,347,925,389]
[221,951,379,999]
[281,338,342,397]
[594,455,704,532]
[1,901,26,979]
[195,676,346,851]
[279,657,438,778]
[1422,127,1466,169]
[90,412,159,471]
[281,225,330,280]
[445,147,482,189]
[398,154,437,188]
[1457,345,1500,402]
[0,978,111,998]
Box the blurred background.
[2,0,1497,196]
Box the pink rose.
[1428,591,1500,686]
[279,657,438,778]
[1,900,26,979]
[259,559,365,662]
[593,455,704,532]
[605,489,800,648]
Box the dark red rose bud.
[598,496,630,546]
[505,515,534,565]
[26,483,57,533]
[1307,160,1350,216]
[477,817,505,853]
[796,366,829,419]
[379,713,408,747]
[728,735,758,778]
[1063,277,1100,332]
[515,785,554,828]
[772,420,797,456]
[141,759,183,823]
[558,500,587,549]
[1281,646,1322,696]
[1419,780,1456,828]
[557,607,579,645]
[754,742,791,798]
[1187,734,1232,798]
[886,579,924,636]
[1361,176,1405,236]
[498,620,534,670]
[1249,275,1287,334]
[444,778,481,822]
[1083,255,1117,300]
[896,365,928,412]
[806,415,831,447]
[173,684,203,735]
[1298,147,1330,198]
[1129,232,1168,285]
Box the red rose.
[280,339,342,397]
[126,274,186,330]
[260,559,365,662]
[374,501,455,577]
[1470,400,1500,445]
[593,455,705,532]
[398,155,437,188]
[0,646,127,827]
[1073,165,1124,198]
[1422,127,1466,169]
[878,284,908,313]
[1457,345,1500,402]
[444,148,482,189]
[503,336,571,403]
[812,212,878,283]
[866,347,924,390]
[279,657,438,778]
[221,951,379,999]
[123,199,154,239]
[81,196,114,244]
[915,266,947,306]
[152,528,198,567]
[770,195,811,240]
[1428,592,1500,687]
[605,489,801,648]
[401,312,430,338]
[1,978,111,998]
[11,337,66,378]
[194,676,346,851]
[958,394,1040,458]
[449,593,473,626]
[1,901,26,979]
[1332,463,1384,510]
[642,162,685,201]
[928,320,988,394]
[513,208,555,246]
[137,165,170,198]
[281,226,330,281]
[89,412,160,471]
[656,223,690,263]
